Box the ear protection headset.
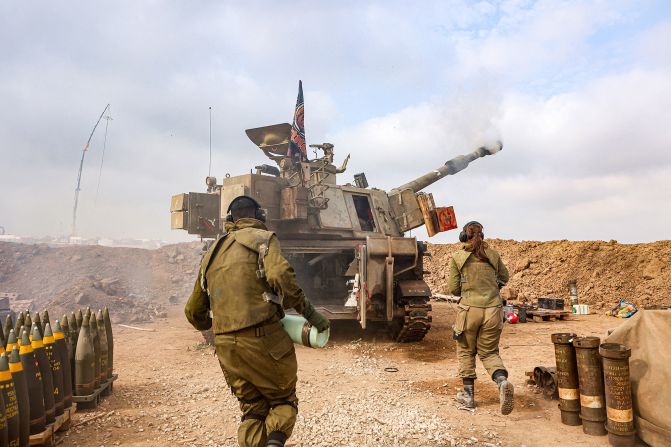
[225,195,267,223]
[459,221,484,243]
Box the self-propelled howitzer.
[171,120,502,342]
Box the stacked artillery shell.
[43,324,64,417]
[0,323,5,353]
[4,332,17,359]
[13,314,23,340]
[30,326,55,425]
[96,311,109,395]
[41,311,50,335]
[551,332,581,426]
[103,307,113,379]
[54,320,72,408]
[74,314,95,397]
[16,327,24,348]
[3,316,12,349]
[68,314,78,393]
[0,354,19,447]
[0,357,7,447]
[33,314,43,339]
[75,310,83,332]
[9,347,29,447]
[19,331,45,435]
[89,315,101,389]
[574,336,607,436]
[600,343,636,447]
[53,321,72,410]
[22,315,31,342]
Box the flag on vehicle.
[288,80,307,161]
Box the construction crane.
[70,103,110,238]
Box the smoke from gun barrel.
[391,141,503,194]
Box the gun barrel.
[391,142,502,193]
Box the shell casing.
[54,322,73,410]
[103,308,113,379]
[18,334,45,435]
[9,347,30,446]
[600,343,636,447]
[96,312,109,395]
[30,326,55,425]
[574,336,607,436]
[551,332,581,426]
[89,316,101,389]
[74,314,95,397]
[43,325,64,417]
[0,354,20,446]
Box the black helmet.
[226,196,266,222]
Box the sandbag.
[605,310,671,446]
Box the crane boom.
[71,103,110,238]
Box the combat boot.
[456,384,475,409]
[267,431,287,447]
[493,370,514,415]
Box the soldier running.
[448,221,514,414]
[185,195,330,447]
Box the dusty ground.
[60,302,640,447]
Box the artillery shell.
[54,321,73,410]
[2,316,11,351]
[68,314,78,392]
[574,336,607,436]
[19,331,45,435]
[33,314,42,340]
[0,321,5,353]
[22,315,31,339]
[103,307,113,379]
[0,354,19,447]
[74,314,95,397]
[0,363,7,447]
[41,311,50,337]
[12,313,23,342]
[75,310,83,333]
[31,325,55,425]
[551,332,581,426]
[9,347,29,447]
[4,331,16,359]
[89,315,101,389]
[600,343,636,447]
[43,324,64,417]
[96,310,109,395]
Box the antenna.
[208,106,212,177]
[95,109,113,203]
[71,103,110,238]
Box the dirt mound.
[2,238,669,323]
[0,241,204,323]
[425,239,671,310]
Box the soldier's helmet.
[226,196,266,222]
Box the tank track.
[394,298,432,343]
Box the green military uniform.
[185,218,312,447]
[448,244,510,379]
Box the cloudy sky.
[1,0,670,243]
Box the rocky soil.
[0,241,203,322]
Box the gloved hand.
[307,310,330,333]
[303,300,331,332]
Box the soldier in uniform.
[448,221,513,414]
[185,195,330,447]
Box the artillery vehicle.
[171,113,501,342]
